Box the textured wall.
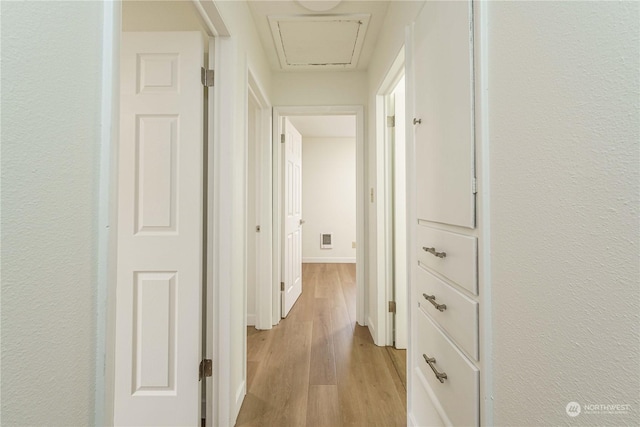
[1,1,103,425]
[302,137,357,262]
[488,1,640,425]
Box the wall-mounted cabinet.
[413,0,476,230]
[408,1,483,426]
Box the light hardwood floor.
[236,263,407,427]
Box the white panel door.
[115,32,204,426]
[413,1,475,228]
[281,117,303,317]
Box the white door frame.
[246,69,272,330]
[270,106,366,326]
[99,1,234,426]
[375,48,406,346]
[206,34,237,427]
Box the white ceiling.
[288,115,356,138]
[248,1,390,71]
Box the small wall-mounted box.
[320,233,333,249]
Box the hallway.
[236,264,407,427]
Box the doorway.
[246,71,272,331]
[268,106,366,327]
[376,48,408,349]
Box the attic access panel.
[269,14,370,70]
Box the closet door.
[413,0,475,228]
[115,31,204,426]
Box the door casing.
[375,47,407,347]
[270,106,366,327]
[246,71,273,330]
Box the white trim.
[191,0,230,37]
[405,19,417,424]
[248,69,273,331]
[475,1,493,425]
[232,381,246,425]
[271,114,282,326]
[302,257,356,264]
[246,314,257,326]
[375,47,406,347]
[273,106,366,326]
[366,315,376,339]
[209,35,236,427]
[97,1,120,425]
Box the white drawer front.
[417,225,478,295]
[410,369,446,427]
[416,266,479,360]
[415,310,479,427]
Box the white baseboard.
[408,413,417,427]
[302,257,356,263]
[231,380,246,426]
[247,313,256,326]
[367,315,378,345]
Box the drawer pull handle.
[422,246,446,258]
[423,293,447,312]
[423,354,448,383]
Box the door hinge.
[280,134,285,144]
[281,281,285,291]
[199,359,212,380]
[388,301,397,313]
[386,115,395,128]
[201,67,214,87]
[472,177,478,194]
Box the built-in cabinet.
[408,1,482,426]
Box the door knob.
[299,219,305,226]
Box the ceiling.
[288,115,356,138]
[247,1,390,71]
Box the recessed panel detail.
[135,115,179,235]
[132,271,177,395]
[137,53,180,93]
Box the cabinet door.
[413,0,475,228]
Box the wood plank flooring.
[237,263,407,427]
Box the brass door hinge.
[281,281,285,291]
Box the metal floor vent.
[320,233,333,249]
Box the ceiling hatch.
[268,14,370,70]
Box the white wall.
[302,137,356,263]
[1,1,105,425]
[487,1,640,424]
[210,1,272,424]
[272,71,368,106]
[365,0,425,344]
[122,0,210,44]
